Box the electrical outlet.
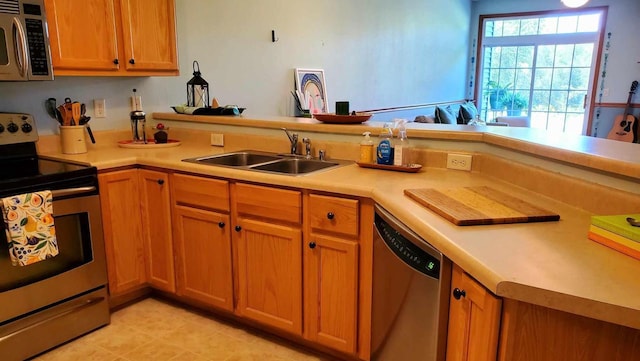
[447,153,472,171]
[210,133,224,146]
[94,99,106,118]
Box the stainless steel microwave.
[0,0,53,81]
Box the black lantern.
[187,60,209,108]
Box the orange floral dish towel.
[1,191,58,266]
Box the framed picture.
[294,68,328,114]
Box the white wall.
[471,0,640,137]
[0,0,471,135]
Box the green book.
[591,214,640,243]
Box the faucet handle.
[318,149,326,161]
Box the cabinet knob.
[157,179,164,185]
[453,288,466,300]
[113,59,119,65]
[327,212,335,220]
[129,58,135,64]
[309,242,316,249]
[218,222,225,228]
[235,225,242,232]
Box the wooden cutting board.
[404,186,560,226]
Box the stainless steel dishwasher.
[371,205,451,361]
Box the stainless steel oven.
[0,113,108,360]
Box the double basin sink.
[183,150,350,176]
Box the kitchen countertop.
[37,127,640,331]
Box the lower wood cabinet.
[232,183,303,335]
[138,169,175,293]
[98,169,147,296]
[171,174,233,311]
[446,264,502,361]
[100,168,175,297]
[304,233,359,354]
[172,205,233,311]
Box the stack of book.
[588,214,640,260]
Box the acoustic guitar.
[607,81,638,143]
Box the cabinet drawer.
[309,194,359,238]
[234,183,301,224]
[171,174,229,212]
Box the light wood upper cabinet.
[232,183,303,336]
[119,0,178,72]
[44,0,178,76]
[171,174,233,311]
[446,264,502,361]
[138,169,175,293]
[98,169,147,296]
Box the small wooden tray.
[356,162,422,173]
[118,139,181,148]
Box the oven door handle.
[51,186,97,199]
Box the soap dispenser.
[376,123,394,165]
[360,132,374,163]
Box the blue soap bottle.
[376,123,394,165]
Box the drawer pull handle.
[235,225,242,232]
[157,179,164,185]
[129,58,135,64]
[309,242,316,249]
[327,212,335,220]
[218,222,225,228]
[113,58,119,65]
[453,288,466,300]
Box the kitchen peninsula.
[37,114,640,360]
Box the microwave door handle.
[12,17,29,78]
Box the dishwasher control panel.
[375,213,440,279]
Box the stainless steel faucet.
[282,128,299,154]
[302,138,312,159]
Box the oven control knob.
[0,124,4,133]
[7,122,19,133]
[21,123,33,133]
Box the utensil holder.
[60,125,87,154]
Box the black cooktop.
[0,143,97,198]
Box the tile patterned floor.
[33,298,335,361]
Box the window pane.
[530,112,548,129]
[532,90,551,111]
[539,17,558,34]
[493,20,504,37]
[565,113,584,134]
[534,69,553,89]
[516,46,534,67]
[554,44,575,67]
[558,16,578,34]
[499,68,516,87]
[547,113,566,132]
[537,45,555,67]
[552,68,571,90]
[550,91,568,111]
[577,14,600,32]
[570,68,590,89]
[503,20,520,36]
[515,68,532,89]
[567,91,585,111]
[573,43,593,66]
[520,19,539,35]
[501,47,518,67]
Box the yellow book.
[589,225,640,251]
[588,231,640,260]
